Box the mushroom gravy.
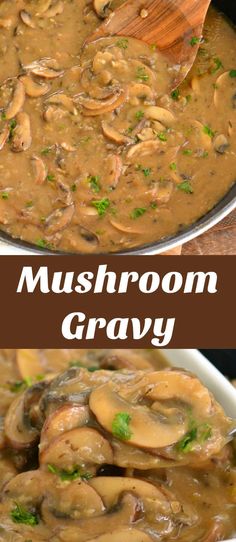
[0,349,235,541]
[0,2,235,252]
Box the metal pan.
[0,0,235,255]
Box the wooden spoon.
[86,0,211,88]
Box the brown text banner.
[0,255,235,348]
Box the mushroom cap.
[40,404,90,452]
[4,394,39,449]
[89,380,188,449]
[90,476,169,509]
[40,426,113,470]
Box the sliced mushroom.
[24,58,64,79]
[102,121,132,145]
[4,394,39,449]
[36,0,52,15]
[11,112,32,152]
[213,134,229,154]
[5,80,25,120]
[80,89,124,111]
[79,225,99,247]
[126,139,159,159]
[45,204,75,235]
[152,180,173,204]
[44,0,64,18]
[89,381,188,449]
[20,9,36,28]
[40,427,113,471]
[31,155,48,184]
[93,0,112,18]
[128,83,155,103]
[87,529,153,542]
[44,105,68,122]
[0,124,10,151]
[19,75,50,97]
[191,120,213,149]
[105,154,123,188]
[41,478,105,527]
[90,476,168,509]
[82,90,127,116]
[109,220,141,234]
[16,349,43,379]
[46,93,77,114]
[40,405,90,452]
[100,350,153,370]
[144,106,175,127]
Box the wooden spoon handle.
[87,0,211,65]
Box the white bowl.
[160,349,236,542]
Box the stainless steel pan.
[0,0,235,255]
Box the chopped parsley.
[112,412,132,441]
[183,149,193,156]
[36,238,51,249]
[47,464,92,481]
[136,66,149,82]
[88,175,101,193]
[71,183,77,192]
[135,110,144,120]
[189,36,202,47]
[46,173,55,182]
[69,360,99,372]
[1,112,6,121]
[136,164,152,177]
[11,503,39,526]
[211,57,223,74]
[8,119,17,140]
[150,43,157,51]
[170,162,177,171]
[177,422,212,453]
[25,200,34,208]
[203,124,215,138]
[10,377,32,393]
[41,147,51,156]
[91,198,110,216]
[177,181,193,194]
[229,70,236,78]
[130,207,147,219]
[156,132,167,142]
[186,94,192,103]
[116,38,129,49]
[1,191,9,200]
[171,89,180,101]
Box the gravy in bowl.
[0,349,235,541]
[0,2,235,253]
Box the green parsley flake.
[47,464,92,481]
[203,125,215,138]
[91,198,110,216]
[171,89,180,101]
[8,119,17,140]
[190,36,201,47]
[135,110,144,120]
[88,175,101,193]
[170,162,177,171]
[116,38,129,49]
[136,67,149,82]
[211,57,223,74]
[71,183,77,192]
[136,164,152,177]
[36,238,51,249]
[10,378,32,393]
[112,412,132,441]
[229,70,236,78]
[1,191,9,200]
[157,132,167,142]
[46,173,55,182]
[177,181,193,194]
[41,147,51,156]
[183,149,193,156]
[130,207,147,219]
[11,503,39,526]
